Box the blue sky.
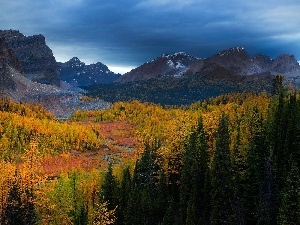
[1,0,300,74]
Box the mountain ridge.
[58,57,121,86]
[117,47,300,84]
[117,52,198,83]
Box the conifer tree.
[3,179,24,225]
[243,121,266,225]
[180,117,210,225]
[258,149,276,225]
[210,113,234,225]
[161,197,176,225]
[117,166,131,225]
[101,163,118,211]
[231,124,245,225]
[125,143,161,225]
[277,157,300,224]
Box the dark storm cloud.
[1,0,300,73]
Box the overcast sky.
[1,0,300,74]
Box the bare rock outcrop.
[0,30,60,86]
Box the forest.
[0,75,299,224]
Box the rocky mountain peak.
[272,54,300,73]
[0,30,60,86]
[211,47,249,61]
[64,57,85,68]
[161,52,196,60]
[58,58,120,86]
[216,47,246,57]
[117,52,198,83]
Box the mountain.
[117,52,198,83]
[0,37,23,91]
[86,47,300,105]
[187,47,300,82]
[0,30,60,86]
[58,57,121,86]
[0,35,109,118]
[117,47,300,84]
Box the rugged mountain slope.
[0,37,23,91]
[0,36,109,118]
[87,47,300,105]
[187,47,300,82]
[117,47,300,84]
[58,57,120,86]
[0,30,60,86]
[117,52,198,83]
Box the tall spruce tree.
[277,157,300,224]
[232,123,245,225]
[125,143,161,225]
[101,163,118,211]
[179,117,210,225]
[258,149,276,225]
[243,113,267,225]
[117,166,131,225]
[210,113,234,225]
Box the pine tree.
[231,123,245,225]
[243,123,267,225]
[210,113,234,225]
[161,197,176,225]
[258,149,276,225]
[277,157,300,224]
[101,163,118,211]
[179,117,210,225]
[125,143,161,225]
[117,166,131,225]
[3,179,24,225]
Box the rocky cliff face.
[58,57,120,86]
[0,37,23,90]
[0,30,60,86]
[117,52,198,83]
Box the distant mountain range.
[1,29,300,114]
[85,47,300,105]
[118,47,300,84]
[58,57,120,86]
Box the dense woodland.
[0,76,299,224]
[84,74,271,105]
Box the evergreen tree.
[179,117,210,225]
[243,120,267,225]
[101,163,118,211]
[277,157,300,224]
[3,179,23,225]
[271,75,285,96]
[210,113,234,225]
[161,197,177,225]
[258,149,276,225]
[125,143,161,225]
[231,123,245,225]
[117,166,131,225]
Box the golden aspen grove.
[0,82,299,224]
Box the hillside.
[85,73,271,105]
